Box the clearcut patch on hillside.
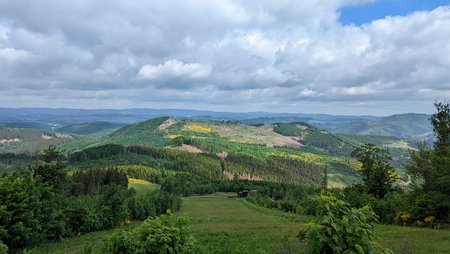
[196,122,303,148]
[177,144,204,153]
[158,118,177,130]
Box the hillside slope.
[58,122,125,136]
[0,128,73,154]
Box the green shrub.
[299,193,393,254]
[104,213,198,254]
[0,241,8,254]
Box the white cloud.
[337,86,376,95]
[0,47,29,61]
[299,88,321,97]
[0,1,449,114]
[138,59,211,80]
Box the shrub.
[299,193,393,254]
[0,241,7,254]
[104,213,198,254]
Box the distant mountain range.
[0,108,433,141]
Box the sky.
[0,0,449,115]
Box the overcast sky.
[0,0,449,115]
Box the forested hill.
[0,108,432,141]
[50,117,414,187]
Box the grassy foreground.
[28,196,450,253]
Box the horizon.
[0,106,432,117]
[1,0,449,114]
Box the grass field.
[128,179,160,195]
[179,196,309,253]
[27,196,450,254]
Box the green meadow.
[27,196,450,254]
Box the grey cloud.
[0,1,449,114]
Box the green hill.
[4,116,416,186]
[106,117,171,146]
[60,118,362,187]
[0,127,73,154]
[58,122,125,136]
[312,113,432,140]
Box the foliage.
[57,122,124,136]
[34,162,68,190]
[104,213,198,254]
[0,170,64,250]
[105,117,171,147]
[69,144,124,162]
[430,102,450,154]
[299,193,393,254]
[0,162,181,251]
[161,173,216,196]
[0,241,7,254]
[405,102,450,223]
[71,168,128,195]
[351,144,396,198]
[0,153,34,174]
[41,146,64,163]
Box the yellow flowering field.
[185,124,212,133]
[266,151,319,162]
[128,178,147,184]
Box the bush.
[104,213,198,254]
[0,241,8,254]
[413,192,449,223]
[299,193,393,254]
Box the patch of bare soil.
[0,138,21,144]
[223,170,234,180]
[178,144,203,153]
[223,170,263,181]
[158,118,177,130]
[238,173,263,181]
[55,133,72,139]
[295,124,308,130]
[272,136,304,149]
[41,134,53,140]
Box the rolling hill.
[2,115,417,186]
[308,113,433,140]
[0,108,433,141]
[59,116,416,187]
[0,127,73,154]
[57,122,125,136]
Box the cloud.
[0,47,29,61]
[299,88,322,97]
[0,1,448,114]
[337,86,376,95]
[138,59,211,80]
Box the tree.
[351,144,396,198]
[0,241,7,254]
[104,213,198,254]
[322,166,328,191]
[430,102,450,155]
[405,142,434,192]
[299,193,393,254]
[406,102,450,222]
[41,147,63,163]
